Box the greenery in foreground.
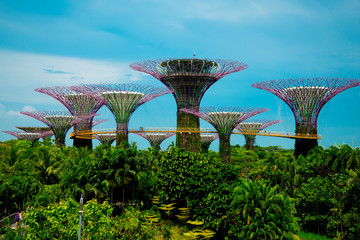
[0,138,359,239]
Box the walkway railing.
[0,212,20,228]
[70,127,322,140]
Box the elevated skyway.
[70,127,322,140]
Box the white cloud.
[0,49,143,104]
[22,105,37,112]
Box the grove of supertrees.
[70,84,172,147]
[20,111,96,148]
[133,132,175,151]
[95,133,116,146]
[252,77,360,157]
[2,130,53,147]
[35,86,105,149]
[200,133,219,153]
[236,119,282,150]
[130,58,248,152]
[181,106,269,163]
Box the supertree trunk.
[201,142,212,153]
[294,138,318,158]
[55,135,66,148]
[219,135,231,164]
[244,135,256,150]
[116,122,128,147]
[176,110,200,152]
[73,125,93,149]
[294,123,318,157]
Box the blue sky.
[0,0,359,150]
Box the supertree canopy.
[16,126,51,133]
[70,84,172,147]
[20,111,96,147]
[134,132,175,151]
[181,106,268,163]
[130,58,248,152]
[3,130,53,146]
[95,133,116,146]
[200,133,219,153]
[236,119,282,150]
[35,86,105,148]
[251,77,360,157]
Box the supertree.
[34,86,105,149]
[70,84,172,147]
[236,119,282,150]
[200,133,219,153]
[251,77,360,157]
[181,106,268,163]
[133,132,175,151]
[2,130,53,146]
[130,58,248,152]
[95,133,116,146]
[16,126,53,140]
[20,111,96,147]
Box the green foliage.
[228,179,300,240]
[23,198,158,239]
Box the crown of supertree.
[130,58,248,108]
[20,111,96,147]
[200,133,219,144]
[251,77,360,132]
[236,119,282,150]
[35,86,105,130]
[236,119,282,132]
[70,83,172,125]
[3,130,53,144]
[16,126,51,133]
[134,132,175,150]
[95,133,116,146]
[181,106,269,137]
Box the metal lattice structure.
[130,58,248,152]
[251,77,360,156]
[134,132,175,151]
[70,84,172,147]
[181,106,268,163]
[200,133,219,153]
[95,133,116,146]
[2,130,53,146]
[236,120,282,150]
[20,111,96,147]
[35,86,105,148]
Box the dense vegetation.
[0,138,359,239]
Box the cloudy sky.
[0,0,359,150]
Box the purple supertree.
[251,77,360,157]
[20,111,96,147]
[200,133,219,153]
[181,106,268,163]
[3,130,53,146]
[133,132,175,151]
[16,126,53,140]
[236,119,282,150]
[34,86,105,149]
[70,84,172,147]
[95,133,116,146]
[130,58,248,152]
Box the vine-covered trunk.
[176,111,201,152]
[55,135,66,148]
[244,135,256,150]
[219,135,231,164]
[201,142,211,153]
[294,124,318,157]
[116,122,128,148]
